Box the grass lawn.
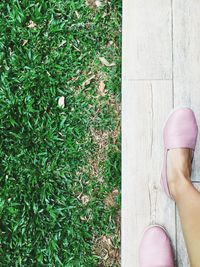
[0,0,121,266]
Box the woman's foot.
[161,107,198,199]
[139,225,174,267]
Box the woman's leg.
[168,148,200,267]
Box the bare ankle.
[169,174,192,200]
[167,148,192,199]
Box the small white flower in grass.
[28,20,37,29]
[58,96,65,108]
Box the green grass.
[0,0,121,266]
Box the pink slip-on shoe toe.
[161,107,198,199]
[139,225,174,267]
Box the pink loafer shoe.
[139,225,174,267]
[161,107,198,199]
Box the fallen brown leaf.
[104,189,119,207]
[98,81,106,96]
[99,57,116,67]
[93,235,120,266]
[86,0,101,8]
[82,75,96,86]
[81,195,90,205]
